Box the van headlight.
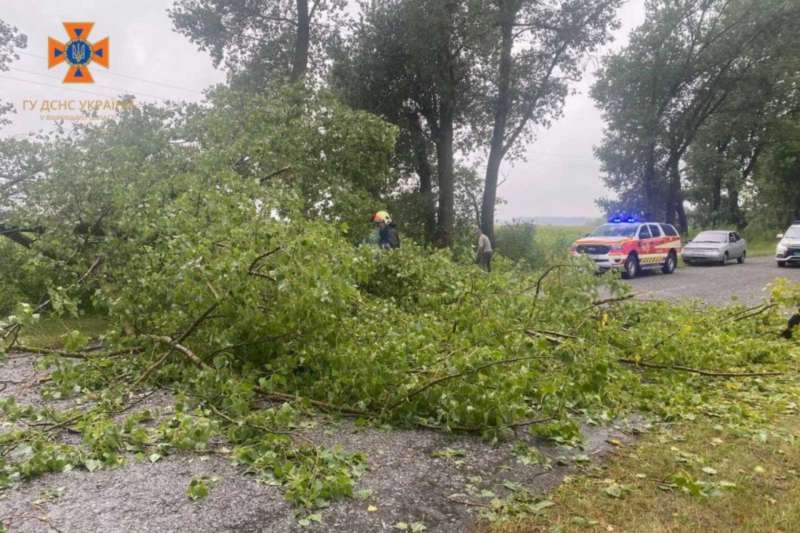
[777,243,788,255]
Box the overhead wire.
[15,49,206,96]
[0,73,147,100]
[7,66,179,101]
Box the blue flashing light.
[608,213,640,224]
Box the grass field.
[17,315,110,348]
[493,415,800,532]
[532,225,593,266]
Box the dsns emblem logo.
[48,23,109,83]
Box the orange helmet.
[372,210,391,223]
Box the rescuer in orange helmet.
[372,211,400,249]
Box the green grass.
[492,416,800,532]
[18,315,110,348]
[746,238,778,258]
[533,225,593,266]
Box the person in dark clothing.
[782,309,800,339]
[373,211,400,249]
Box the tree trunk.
[290,0,310,83]
[710,173,722,225]
[408,112,436,242]
[480,1,515,243]
[642,144,658,220]
[666,156,687,234]
[432,0,458,248]
[434,102,455,247]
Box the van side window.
[661,224,679,237]
[648,224,662,237]
[638,225,652,239]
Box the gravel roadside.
[0,353,644,533]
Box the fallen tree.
[2,87,799,515]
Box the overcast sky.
[0,0,646,220]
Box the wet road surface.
[625,255,800,306]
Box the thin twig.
[256,388,368,416]
[617,358,784,378]
[133,351,171,387]
[586,294,635,309]
[207,404,312,444]
[390,354,546,410]
[731,304,777,322]
[259,166,292,183]
[143,336,210,369]
[174,303,220,345]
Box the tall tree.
[169,0,343,85]
[332,0,488,246]
[593,0,800,232]
[685,18,800,229]
[478,0,620,241]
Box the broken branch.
[617,358,783,378]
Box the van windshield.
[786,227,800,239]
[589,224,638,237]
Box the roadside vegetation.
[1,0,800,530]
[493,415,800,532]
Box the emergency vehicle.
[570,217,682,279]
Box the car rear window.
[661,224,678,237]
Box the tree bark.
[480,0,515,243]
[431,0,458,248]
[408,112,437,242]
[434,102,455,247]
[642,145,658,220]
[290,0,310,83]
[665,156,687,233]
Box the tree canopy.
[593,0,800,232]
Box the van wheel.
[720,252,728,266]
[662,252,676,274]
[737,251,746,264]
[622,254,639,279]
[778,261,786,268]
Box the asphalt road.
[625,255,800,306]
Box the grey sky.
[0,0,646,220]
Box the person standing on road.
[475,226,493,272]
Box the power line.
[16,50,206,96]
[9,66,177,101]
[0,73,161,101]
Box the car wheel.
[662,252,676,274]
[622,254,639,279]
[720,252,728,266]
[737,251,746,264]
[778,261,786,268]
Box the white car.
[682,230,746,266]
[776,223,800,267]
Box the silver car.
[682,230,747,266]
[776,223,800,267]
